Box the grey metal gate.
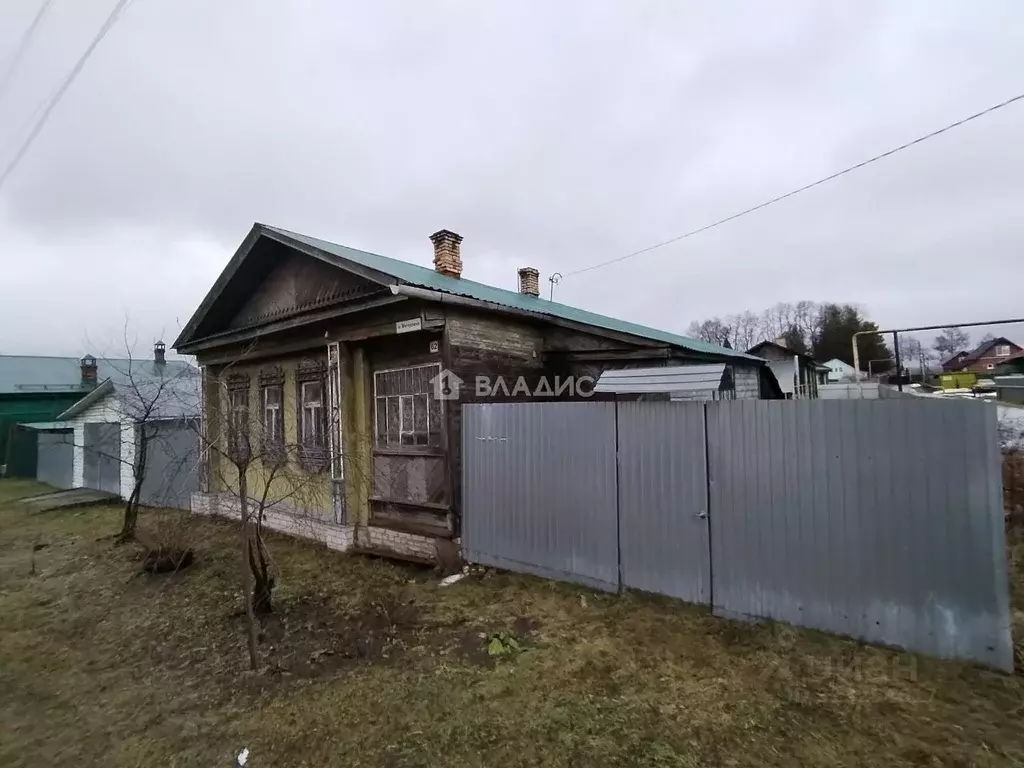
[617,402,711,604]
[37,430,74,489]
[462,402,620,591]
[84,422,121,495]
[139,420,200,509]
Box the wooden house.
[175,224,775,562]
[745,340,828,399]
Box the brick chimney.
[517,267,540,297]
[430,229,463,278]
[154,340,166,365]
[80,354,97,389]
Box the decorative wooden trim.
[258,365,285,387]
[296,357,326,382]
[226,372,250,391]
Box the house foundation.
[190,491,442,562]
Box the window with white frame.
[262,384,283,445]
[258,365,285,462]
[373,363,442,448]
[300,380,325,449]
[296,358,328,470]
[996,344,1011,357]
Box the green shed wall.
[0,393,84,472]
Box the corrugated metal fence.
[139,420,201,510]
[462,403,619,591]
[461,400,1013,671]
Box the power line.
[561,91,1024,280]
[0,0,55,107]
[0,82,61,156]
[0,0,132,194]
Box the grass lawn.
[1,480,1023,767]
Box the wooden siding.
[229,249,380,329]
[734,366,761,399]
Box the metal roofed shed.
[595,363,775,400]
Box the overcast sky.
[1,0,1022,360]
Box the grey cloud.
[1,0,1022,357]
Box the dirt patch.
[513,616,541,637]
[141,547,194,574]
[454,630,496,667]
[255,594,426,678]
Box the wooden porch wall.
[363,327,450,536]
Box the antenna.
[548,272,563,301]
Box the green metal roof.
[264,226,760,362]
[0,355,91,396]
[0,355,194,396]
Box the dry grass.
[1,484,1023,767]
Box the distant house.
[823,358,857,383]
[745,341,828,399]
[1,353,117,477]
[941,351,971,373]
[943,337,1023,375]
[49,345,201,508]
[10,345,202,509]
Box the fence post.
[613,399,623,592]
[701,401,714,611]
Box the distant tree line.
[686,301,891,371]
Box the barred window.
[373,364,442,448]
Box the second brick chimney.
[518,267,540,297]
[80,354,97,389]
[430,229,463,278]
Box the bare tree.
[71,328,200,542]
[933,326,971,361]
[188,352,339,670]
[687,301,823,355]
[686,317,734,347]
[730,311,762,352]
[109,345,199,541]
[898,335,936,380]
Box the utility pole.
[892,332,903,391]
